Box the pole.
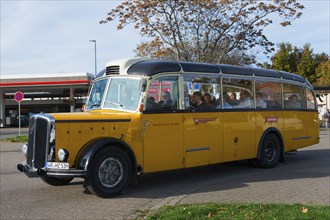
[94,41,97,77]
[90,40,97,77]
[18,102,21,136]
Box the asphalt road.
[0,127,28,139]
[1,128,329,219]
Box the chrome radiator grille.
[26,115,53,169]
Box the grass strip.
[1,135,28,142]
[145,203,330,220]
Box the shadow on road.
[67,148,329,199]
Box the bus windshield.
[85,78,107,110]
[86,77,144,112]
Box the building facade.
[0,72,93,127]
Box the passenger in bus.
[203,93,216,109]
[256,93,267,108]
[216,93,232,109]
[228,92,239,106]
[146,96,157,110]
[286,94,301,109]
[158,91,174,110]
[223,93,232,109]
[191,91,211,111]
[234,90,253,108]
[306,94,315,109]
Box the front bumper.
[17,161,86,178]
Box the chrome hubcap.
[98,158,123,188]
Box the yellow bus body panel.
[307,111,320,146]
[50,111,143,167]
[183,112,223,167]
[255,111,284,149]
[142,113,184,172]
[222,112,256,162]
[50,109,319,172]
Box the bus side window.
[283,83,305,109]
[183,75,220,111]
[255,80,282,109]
[223,78,254,109]
[306,88,316,110]
[145,77,179,112]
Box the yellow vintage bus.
[18,58,319,198]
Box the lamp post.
[89,40,97,77]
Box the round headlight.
[22,144,28,157]
[57,148,68,162]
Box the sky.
[1,0,329,76]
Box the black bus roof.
[105,59,308,85]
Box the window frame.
[144,74,181,113]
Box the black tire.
[255,133,281,168]
[84,147,131,198]
[41,176,74,186]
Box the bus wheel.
[256,133,280,168]
[85,147,131,198]
[41,176,74,186]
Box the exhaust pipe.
[17,164,24,172]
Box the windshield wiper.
[91,103,101,108]
[107,101,124,108]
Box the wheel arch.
[257,127,285,162]
[74,138,137,175]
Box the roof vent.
[106,65,120,75]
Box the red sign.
[14,91,24,102]
[193,117,217,125]
[265,117,278,123]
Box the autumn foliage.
[101,0,304,65]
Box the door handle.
[144,120,150,127]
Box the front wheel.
[85,147,131,198]
[41,176,74,186]
[254,133,281,168]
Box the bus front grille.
[26,115,52,169]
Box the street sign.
[14,91,24,136]
[14,91,24,102]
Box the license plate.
[46,162,69,170]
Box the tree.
[101,0,304,64]
[271,43,297,72]
[297,44,316,83]
[261,42,329,85]
[315,59,330,86]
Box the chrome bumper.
[17,161,86,178]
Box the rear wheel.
[85,147,131,198]
[255,133,281,168]
[41,176,74,186]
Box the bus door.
[183,112,222,168]
[182,76,223,168]
[142,76,184,173]
[222,78,256,162]
[283,84,309,151]
[222,111,256,162]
